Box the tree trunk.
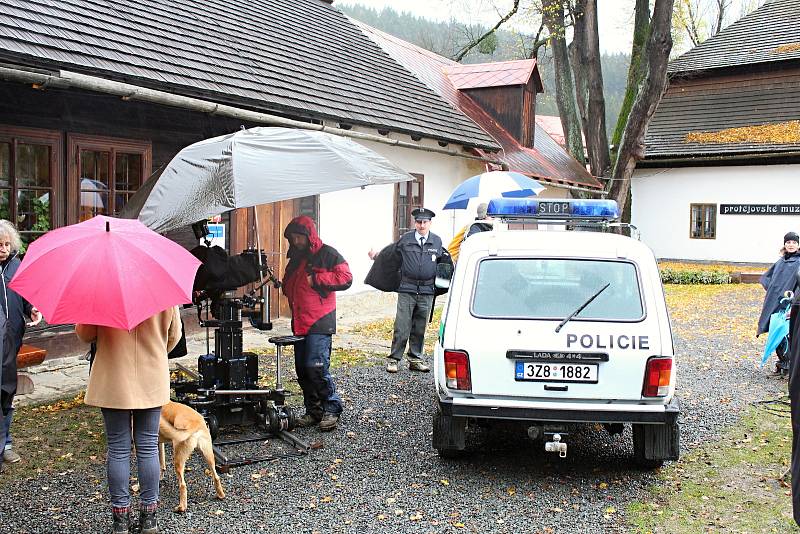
[609,0,674,218]
[583,0,611,177]
[569,0,589,139]
[610,0,651,155]
[543,0,585,164]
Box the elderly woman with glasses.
[0,220,41,475]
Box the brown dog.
[159,401,225,512]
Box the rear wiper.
[554,282,611,333]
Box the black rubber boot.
[139,508,158,534]
[111,509,130,534]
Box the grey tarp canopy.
[121,127,413,233]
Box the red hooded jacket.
[281,216,352,335]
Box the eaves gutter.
[639,150,800,166]
[0,65,508,167]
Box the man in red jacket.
[282,216,352,431]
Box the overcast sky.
[334,0,639,54]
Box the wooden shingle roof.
[0,0,499,150]
[644,65,800,159]
[644,0,800,161]
[669,0,800,74]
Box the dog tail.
[161,417,198,443]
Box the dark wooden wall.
[0,81,296,318]
[463,84,536,148]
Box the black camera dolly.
[170,335,310,472]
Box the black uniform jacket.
[395,231,443,296]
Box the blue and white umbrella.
[443,171,545,210]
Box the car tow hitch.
[545,433,567,458]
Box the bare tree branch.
[453,0,521,61]
[525,21,549,58]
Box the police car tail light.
[642,356,672,397]
[444,350,471,391]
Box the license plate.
[515,361,598,383]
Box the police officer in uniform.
[372,208,443,373]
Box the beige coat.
[77,306,182,410]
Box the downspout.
[0,66,506,166]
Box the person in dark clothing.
[0,220,41,474]
[282,216,352,431]
[787,268,800,526]
[465,202,494,239]
[758,231,799,376]
[370,208,444,374]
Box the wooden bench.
[738,272,764,284]
[17,344,47,369]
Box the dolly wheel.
[206,414,219,441]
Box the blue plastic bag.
[761,299,792,367]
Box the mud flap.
[432,411,466,451]
[634,422,680,461]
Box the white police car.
[432,199,679,467]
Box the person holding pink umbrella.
[76,306,182,534]
[8,215,200,533]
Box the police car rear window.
[471,258,644,321]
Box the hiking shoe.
[295,414,322,428]
[3,449,21,464]
[386,360,399,373]
[766,363,786,379]
[408,360,430,372]
[319,413,339,432]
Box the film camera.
[170,222,307,464]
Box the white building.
[632,0,800,264]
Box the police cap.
[411,207,435,221]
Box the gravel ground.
[0,285,788,533]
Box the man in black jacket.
[370,208,443,373]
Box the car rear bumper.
[438,396,680,424]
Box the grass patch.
[348,317,396,340]
[350,307,443,344]
[0,392,106,483]
[331,347,383,368]
[626,406,798,533]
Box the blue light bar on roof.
[486,198,620,220]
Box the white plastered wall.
[315,125,568,293]
[631,164,800,263]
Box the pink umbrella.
[9,215,201,330]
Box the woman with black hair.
[758,231,800,376]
